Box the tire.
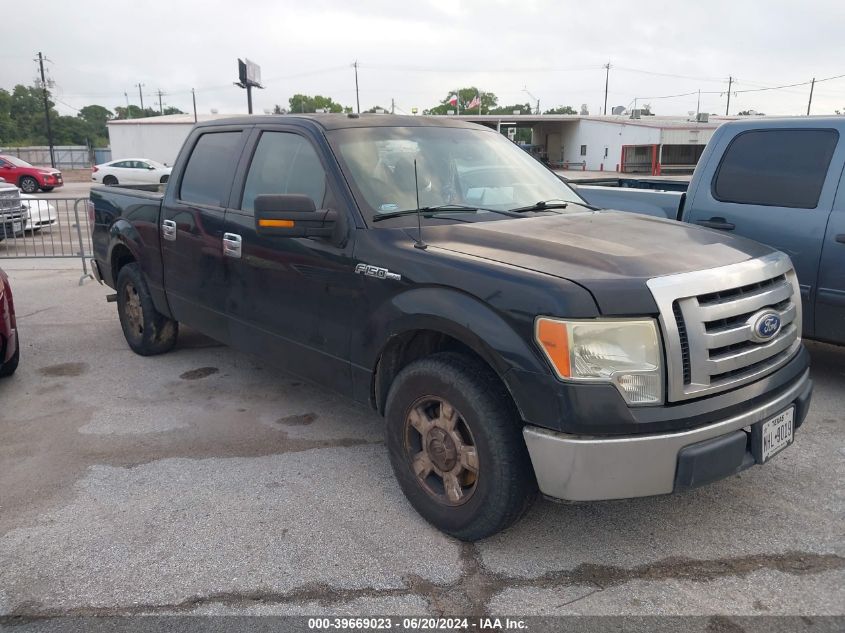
[385,352,537,541]
[159,175,169,184]
[116,262,178,356]
[19,176,39,193]
[0,331,20,377]
[103,175,118,186]
[41,186,54,192]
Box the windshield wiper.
[372,204,517,222]
[508,199,572,213]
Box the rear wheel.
[19,176,38,193]
[116,263,178,356]
[0,331,20,377]
[385,352,537,541]
[103,175,118,186]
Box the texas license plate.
[757,408,794,463]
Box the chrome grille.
[0,188,21,214]
[648,252,801,402]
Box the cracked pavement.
[0,264,843,618]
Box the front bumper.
[523,367,812,501]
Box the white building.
[449,114,736,174]
[108,112,736,174]
[107,114,233,165]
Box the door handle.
[161,219,176,241]
[836,234,845,244]
[695,217,735,231]
[222,232,242,259]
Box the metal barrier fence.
[0,196,93,285]
[0,146,112,169]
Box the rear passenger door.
[161,127,248,343]
[222,126,361,395]
[685,127,844,337]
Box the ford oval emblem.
[750,311,782,343]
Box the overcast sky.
[2,0,844,118]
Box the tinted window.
[713,129,838,208]
[112,161,130,168]
[241,132,327,211]
[180,131,242,206]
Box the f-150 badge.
[355,263,401,281]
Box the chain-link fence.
[0,196,93,285]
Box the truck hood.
[421,210,775,315]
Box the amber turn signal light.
[536,318,571,378]
[258,219,295,228]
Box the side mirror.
[254,194,337,239]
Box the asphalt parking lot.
[0,262,843,619]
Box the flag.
[448,94,458,106]
[467,95,481,110]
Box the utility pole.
[36,52,55,168]
[124,92,131,119]
[353,61,360,113]
[725,76,733,116]
[156,89,165,114]
[696,89,701,118]
[603,62,611,115]
[136,83,145,112]
[807,77,815,115]
[391,98,395,114]
[191,88,197,123]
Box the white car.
[19,195,58,232]
[91,158,172,187]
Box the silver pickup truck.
[574,116,845,346]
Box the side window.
[713,129,839,208]
[180,131,243,207]
[580,145,587,156]
[241,132,327,212]
[112,161,128,168]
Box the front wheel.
[19,176,39,193]
[385,352,537,541]
[116,262,178,355]
[41,186,54,192]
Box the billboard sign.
[238,58,262,88]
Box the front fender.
[352,285,551,419]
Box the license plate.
[757,408,794,463]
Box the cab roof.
[194,113,491,132]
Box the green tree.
[163,106,185,115]
[113,105,159,120]
[488,102,532,115]
[364,105,388,113]
[427,87,497,115]
[543,105,577,115]
[288,94,347,113]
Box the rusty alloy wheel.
[123,282,144,339]
[404,396,480,506]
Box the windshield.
[3,156,33,168]
[327,125,585,224]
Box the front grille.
[0,189,21,214]
[648,252,801,402]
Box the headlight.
[535,317,663,405]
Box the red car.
[0,155,63,193]
[0,267,19,377]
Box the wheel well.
[110,244,135,284]
[372,329,511,415]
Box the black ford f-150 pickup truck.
[90,114,812,541]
